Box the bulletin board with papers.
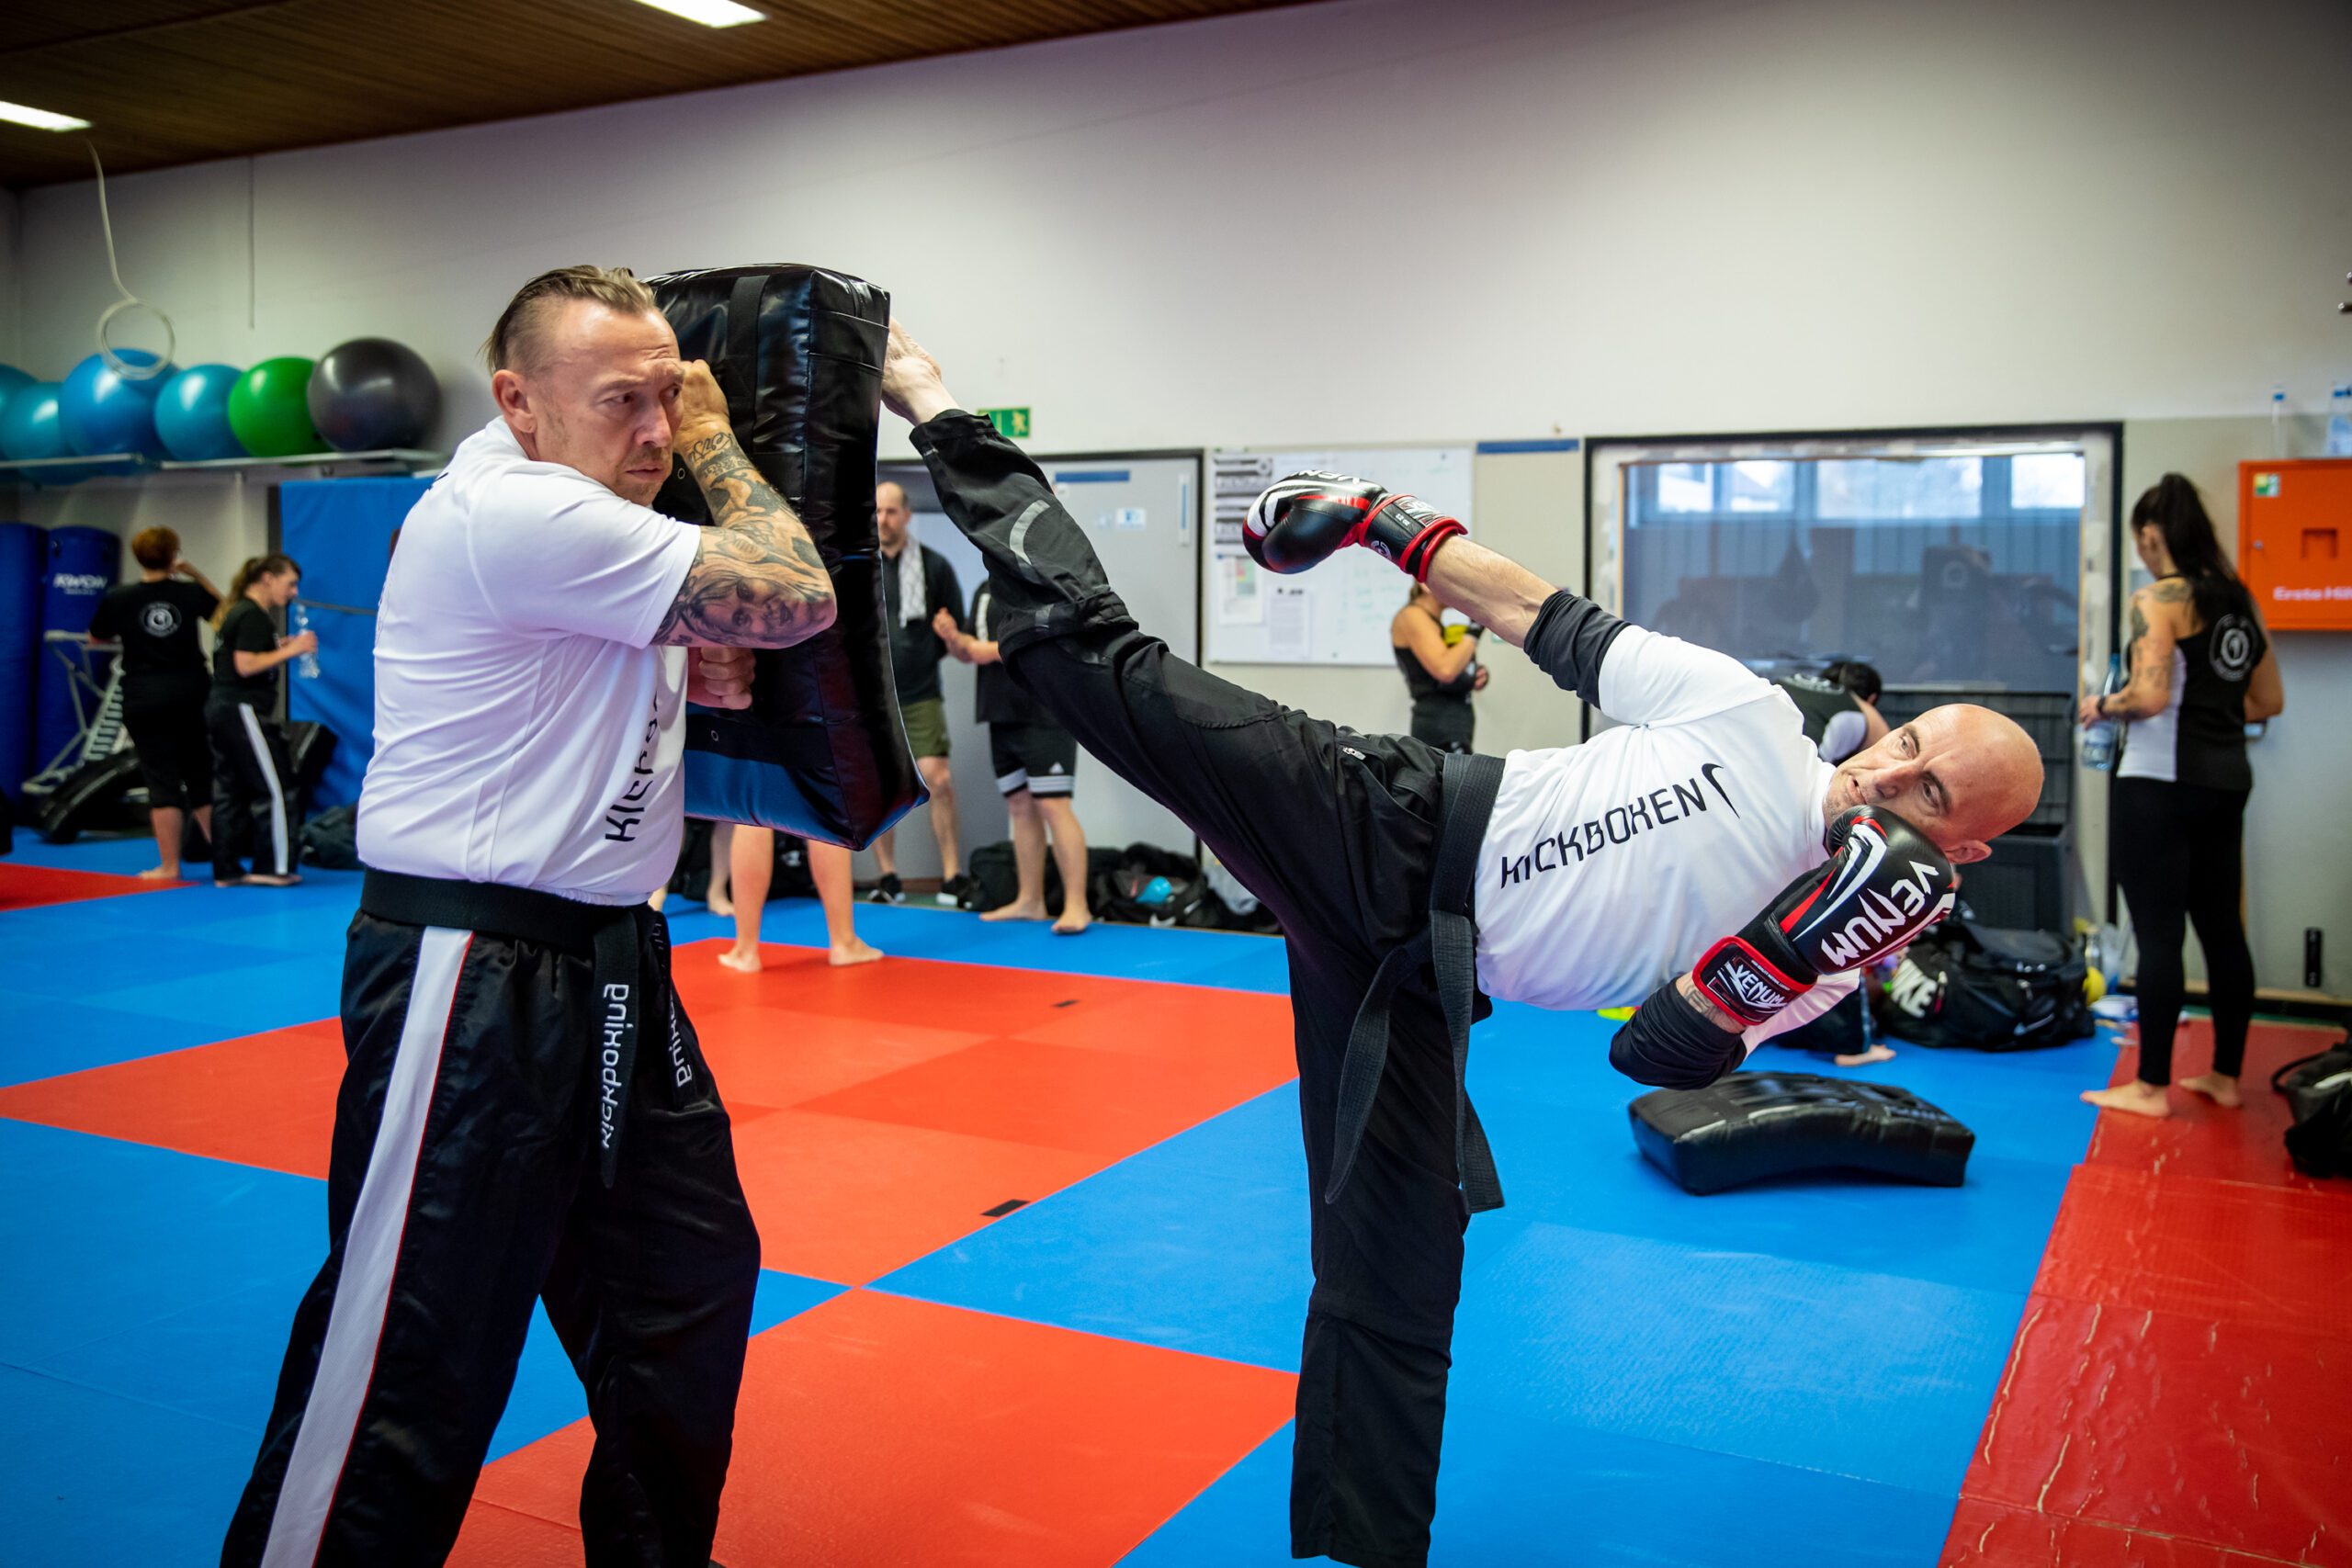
[1205,446,1476,665]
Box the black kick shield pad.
[647,264,923,849]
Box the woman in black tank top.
[1391,583,1486,753]
[2077,475,2285,1119]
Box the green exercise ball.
[227,356,321,457]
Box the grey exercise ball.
[306,337,441,453]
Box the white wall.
[6,0,2347,969]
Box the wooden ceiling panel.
[0,0,1306,188]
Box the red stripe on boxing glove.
[1245,470,1465,581]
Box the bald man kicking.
[878,325,2042,1567]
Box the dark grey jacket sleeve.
[1521,590,1628,707]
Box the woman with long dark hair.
[208,553,315,887]
[2078,474,2284,1117]
[1391,581,1487,753]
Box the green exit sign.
[980,406,1031,439]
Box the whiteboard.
[1206,446,1476,665]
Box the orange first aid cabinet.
[2240,458,2352,630]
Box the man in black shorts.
[877,320,2044,1568]
[87,526,220,880]
[935,590,1091,933]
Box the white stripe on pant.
[236,702,291,876]
[259,927,469,1568]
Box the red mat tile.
[1943,1497,2292,1567]
[728,1108,1101,1285]
[800,1035,1297,1160]
[447,1500,586,1563]
[0,862,185,911]
[673,939,1120,1034]
[0,1019,345,1177]
[2089,1020,2349,1191]
[1958,1292,2352,1566]
[463,1289,1297,1568]
[694,998,993,1111]
[2036,1163,2352,1337]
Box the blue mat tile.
[0,926,304,1000]
[1449,1221,2022,1496]
[0,1122,322,1366]
[0,1365,252,1568]
[1118,1409,1961,1568]
[0,990,243,1086]
[878,1090,1311,1371]
[84,956,341,1036]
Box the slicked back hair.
[481,265,660,376]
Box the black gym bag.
[1875,919,2094,1051]
[2272,1039,2352,1179]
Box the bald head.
[876,480,910,555]
[1825,703,2042,865]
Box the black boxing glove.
[1690,804,1958,1028]
[1244,470,1466,581]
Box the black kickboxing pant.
[913,411,1472,1568]
[206,691,294,879]
[221,896,761,1567]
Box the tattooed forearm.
[655,429,837,647]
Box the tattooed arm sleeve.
[654,429,838,648]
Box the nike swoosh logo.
[1702,762,1739,818]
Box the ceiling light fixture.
[0,100,92,132]
[628,0,766,26]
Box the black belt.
[360,869,656,1189]
[1326,750,1507,1215]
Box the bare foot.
[830,939,885,967]
[1834,1044,1897,1066]
[2081,1080,2172,1118]
[717,945,763,974]
[137,864,181,882]
[980,900,1049,922]
[242,873,302,888]
[1052,909,1091,936]
[2180,1072,2243,1108]
[707,896,735,919]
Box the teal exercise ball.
[155,363,246,461]
[61,349,174,457]
[0,382,93,483]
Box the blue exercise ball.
[155,363,247,461]
[0,365,33,478]
[0,382,94,482]
[60,348,174,457]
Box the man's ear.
[492,368,532,433]
[1947,840,1993,866]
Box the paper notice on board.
[1267,583,1312,660]
[1216,553,1264,626]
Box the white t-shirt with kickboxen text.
[357,419,701,905]
[1473,626,1856,1049]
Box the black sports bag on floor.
[1875,919,2094,1051]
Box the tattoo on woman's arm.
[655,430,835,646]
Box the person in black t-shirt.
[87,525,223,880]
[869,480,969,906]
[208,553,315,886]
[1390,582,1487,753]
[936,585,1091,934]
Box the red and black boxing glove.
[1690,804,1959,1027]
[1244,470,1465,581]
[1608,806,1957,1089]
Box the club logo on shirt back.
[2211,614,2256,681]
[140,602,182,637]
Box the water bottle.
[2083,653,2123,771]
[291,601,322,680]
[2327,382,2352,457]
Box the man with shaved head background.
[875,320,2043,1568]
